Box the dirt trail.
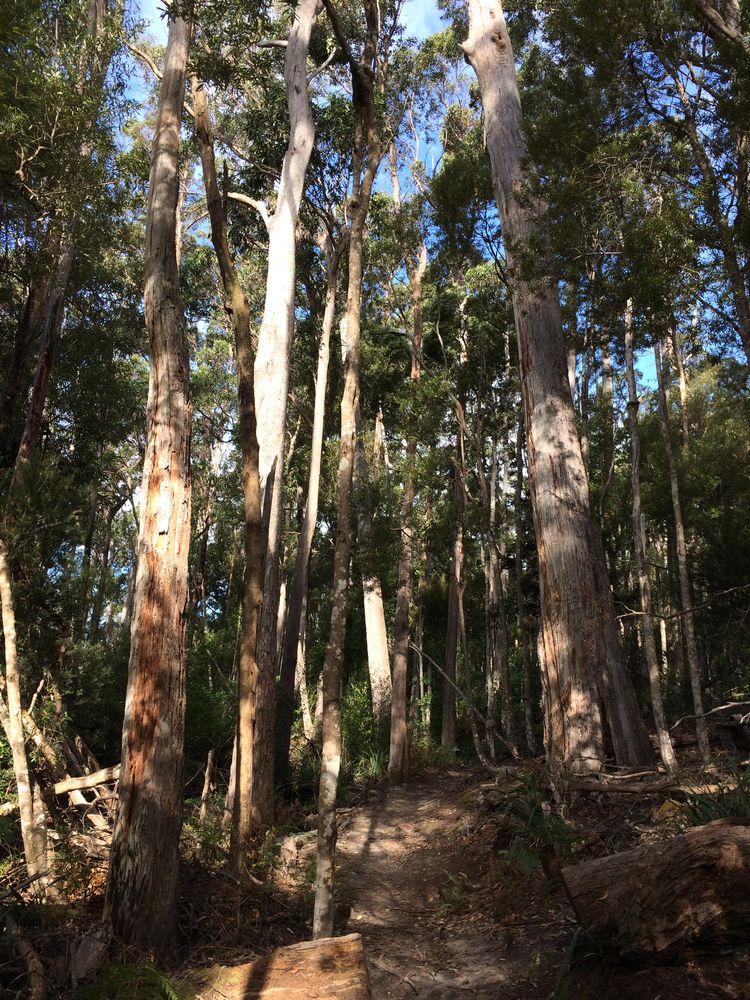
[336,769,541,999]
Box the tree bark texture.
[313,0,381,938]
[624,305,676,772]
[191,77,264,865]
[251,0,323,831]
[463,0,652,774]
[561,819,750,959]
[104,13,192,958]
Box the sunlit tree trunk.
[354,414,391,735]
[0,540,49,891]
[104,11,192,957]
[313,0,381,938]
[276,231,343,782]
[191,77,264,868]
[251,0,323,831]
[463,0,652,774]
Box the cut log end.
[186,932,372,999]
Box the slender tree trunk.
[668,326,690,455]
[354,415,392,735]
[388,242,425,781]
[458,585,496,769]
[251,0,323,832]
[191,78,264,866]
[74,485,99,640]
[515,421,537,755]
[0,267,51,468]
[0,540,49,890]
[654,339,710,762]
[463,0,652,774]
[624,304,676,772]
[296,594,314,740]
[276,233,343,782]
[104,14,193,957]
[483,436,517,758]
[313,2,381,938]
[199,749,215,824]
[442,454,464,749]
[88,505,115,641]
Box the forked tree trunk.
[388,242,426,781]
[313,0,381,939]
[276,233,343,782]
[191,78,264,867]
[624,305,676,772]
[104,13,192,957]
[463,0,652,774]
[251,0,323,832]
[0,539,49,890]
[654,339,710,762]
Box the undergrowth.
[685,763,750,826]
[499,770,579,879]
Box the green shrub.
[73,962,189,1000]
[685,764,750,826]
[499,770,578,878]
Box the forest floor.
[13,758,750,998]
[308,763,750,1000]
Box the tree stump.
[561,819,750,958]
[186,933,372,998]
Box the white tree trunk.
[252,0,323,828]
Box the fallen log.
[186,933,372,999]
[561,819,750,959]
[569,778,724,797]
[1,765,120,816]
[51,765,119,796]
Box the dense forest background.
[0,0,749,988]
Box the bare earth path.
[335,769,545,999]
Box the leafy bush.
[408,727,456,771]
